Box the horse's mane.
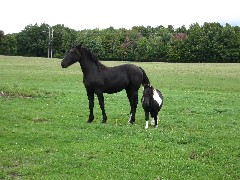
[82,47,108,71]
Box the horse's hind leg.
[126,90,132,122]
[87,91,94,123]
[96,93,107,123]
[126,89,138,124]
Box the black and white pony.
[61,44,150,124]
[142,84,163,129]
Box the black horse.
[61,44,150,124]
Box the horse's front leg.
[96,93,107,123]
[87,91,94,123]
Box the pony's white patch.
[145,121,148,129]
[153,89,162,106]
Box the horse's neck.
[79,55,99,77]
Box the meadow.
[0,55,239,179]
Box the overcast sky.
[1,0,240,34]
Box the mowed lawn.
[0,56,239,179]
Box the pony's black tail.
[139,67,150,86]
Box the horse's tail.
[139,67,150,86]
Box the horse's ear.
[143,84,151,88]
[77,42,83,49]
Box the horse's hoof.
[128,120,134,124]
[102,120,107,124]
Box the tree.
[1,23,239,62]
[15,23,77,58]
[175,25,187,33]
[52,24,77,58]
[77,29,105,59]
[0,30,4,40]
[16,23,49,57]
[0,33,17,55]
[135,37,149,61]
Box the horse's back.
[101,64,143,93]
[111,63,140,71]
[115,64,143,88]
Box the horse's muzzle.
[61,62,67,68]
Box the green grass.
[0,55,240,179]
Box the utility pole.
[51,27,54,58]
[48,26,54,58]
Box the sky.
[1,0,240,34]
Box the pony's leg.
[87,91,94,123]
[154,115,158,128]
[145,111,149,129]
[96,93,107,123]
[151,117,155,126]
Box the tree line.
[0,22,240,62]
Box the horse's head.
[142,84,153,107]
[61,43,83,68]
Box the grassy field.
[0,55,240,179]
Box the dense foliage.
[0,22,240,62]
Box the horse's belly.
[103,83,126,94]
[102,75,128,94]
